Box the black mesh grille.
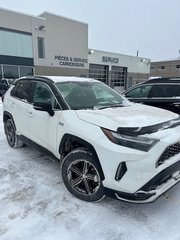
[157,142,180,166]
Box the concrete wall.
[88,49,150,73]
[0,7,39,33]
[36,12,88,70]
[35,65,88,77]
[150,60,180,78]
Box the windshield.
[55,81,124,110]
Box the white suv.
[3,76,180,203]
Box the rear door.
[149,84,180,113]
[7,80,36,136]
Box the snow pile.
[0,101,180,240]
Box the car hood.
[75,104,180,134]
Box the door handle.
[11,103,15,108]
[28,112,33,117]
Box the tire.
[61,148,105,202]
[4,119,23,148]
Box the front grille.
[157,142,180,166]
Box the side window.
[11,81,35,103]
[126,85,152,98]
[151,85,165,97]
[11,84,18,97]
[151,84,180,98]
[168,85,180,97]
[33,82,60,110]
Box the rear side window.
[126,85,152,98]
[11,80,36,103]
[151,84,180,98]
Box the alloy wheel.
[67,159,101,195]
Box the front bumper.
[104,159,180,203]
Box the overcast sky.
[1,0,180,61]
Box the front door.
[28,81,62,155]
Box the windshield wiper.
[95,103,124,110]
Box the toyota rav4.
[2,76,180,203]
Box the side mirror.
[33,101,54,116]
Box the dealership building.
[0,7,150,91]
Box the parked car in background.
[123,77,180,114]
[0,78,15,97]
[2,76,180,203]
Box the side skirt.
[18,135,60,163]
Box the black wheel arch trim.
[59,133,105,180]
[3,111,16,132]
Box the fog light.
[115,162,127,181]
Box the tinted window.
[0,29,32,58]
[33,82,60,110]
[37,37,45,58]
[126,85,152,98]
[151,84,180,98]
[3,65,19,79]
[11,81,35,103]
[20,67,34,77]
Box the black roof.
[14,76,54,85]
[142,77,180,84]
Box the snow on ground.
[0,100,180,240]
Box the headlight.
[102,128,159,152]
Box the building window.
[150,66,155,70]
[176,65,180,69]
[3,65,19,79]
[0,65,2,79]
[0,29,33,58]
[37,37,45,58]
[89,64,109,84]
[111,66,127,87]
[157,66,165,70]
[20,66,34,77]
